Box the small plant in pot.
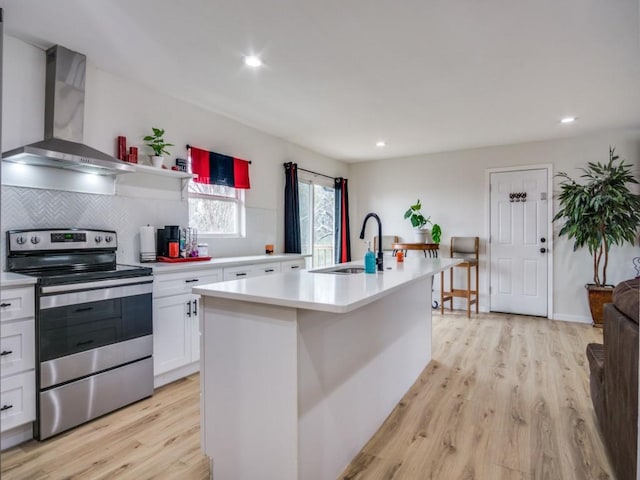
[404,199,442,243]
[143,127,174,168]
[553,147,640,326]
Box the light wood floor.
[341,311,613,480]
[0,374,209,479]
[1,311,612,480]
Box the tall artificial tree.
[553,147,640,286]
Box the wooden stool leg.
[466,265,471,318]
[475,264,479,313]
[440,270,444,314]
[449,267,454,311]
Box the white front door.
[490,168,549,316]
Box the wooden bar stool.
[441,236,479,318]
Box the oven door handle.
[40,282,153,309]
[41,276,153,294]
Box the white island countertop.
[194,257,460,313]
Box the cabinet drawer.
[0,286,35,323]
[256,264,281,276]
[223,265,257,281]
[154,269,221,298]
[281,259,306,271]
[0,320,35,377]
[0,370,36,432]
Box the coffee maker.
[157,225,180,258]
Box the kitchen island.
[194,257,460,480]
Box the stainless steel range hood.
[2,45,135,175]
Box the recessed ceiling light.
[560,116,576,124]
[244,55,262,67]
[376,141,386,147]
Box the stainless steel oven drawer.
[38,356,153,440]
[40,335,152,389]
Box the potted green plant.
[553,147,640,326]
[404,199,442,243]
[143,127,174,168]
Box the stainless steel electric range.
[6,228,154,440]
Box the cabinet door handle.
[75,306,94,313]
[0,350,13,356]
[193,299,198,316]
[235,272,247,277]
[185,279,200,283]
[0,302,11,308]
[0,404,13,411]
[76,340,94,347]
[187,300,192,317]
[290,265,300,269]
[265,269,275,273]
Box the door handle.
[193,299,198,316]
[185,279,199,283]
[0,350,13,356]
[187,300,192,317]
[540,247,546,253]
[1,404,13,411]
[0,303,11,308]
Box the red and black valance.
[189,146,251,189]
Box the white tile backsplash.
[1,185,187,269]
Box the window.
[298,174,335,267]
[188,181,245,236]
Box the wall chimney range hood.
[2,45,135,175]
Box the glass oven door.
[37,278,153,389]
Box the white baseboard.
[154,362,199,389]
[1,423,33,450]
[552,313,592,324]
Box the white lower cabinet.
[1,283,36,449]
[153,271,217,388]
[153,294,193,376]
[152,257,304,387]
[0,370,36,432]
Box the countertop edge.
[134,254,305,273]
[194,258,461,313]
[0,272,38,287]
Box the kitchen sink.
[311,266,366,275]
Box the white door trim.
[485,164,553,319]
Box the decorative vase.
[586,284,614,327]
[151,155,164,168]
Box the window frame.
[298,172,335,267]
[187,181,246,238]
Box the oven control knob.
[105,235,113,243]
[30,236,40,245]
[95,236,103,243]
[15,236,27,245]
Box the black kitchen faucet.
[359,213,384,272]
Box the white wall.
[1,35,347,264]
[348,131,640,322]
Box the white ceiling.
[2,0,639,162]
